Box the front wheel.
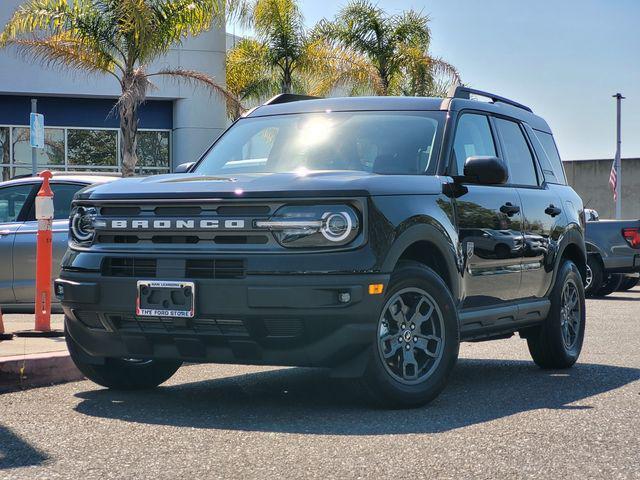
[360,262,460,408]
[66,321,182,390]
[527,260,585,369]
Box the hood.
[77,171,447,200]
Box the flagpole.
[614,93,624,219]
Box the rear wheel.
[617,275,639,291]
[596,273,623,297]
[584,255,603,298]
[527,260,585,369]
[360,262,459,408]
[66,320,182,390]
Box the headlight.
[70,206,98,244]
[256,204,360,248]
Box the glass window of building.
[136,131,171,174]
[67,129,118,169]
[0,127,10,181]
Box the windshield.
[195,111,445,176]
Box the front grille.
[185,258,246,279]
[92,201,280,249]
[102,257,157,277]
[109,315,249,336]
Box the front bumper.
[56,271,389,368]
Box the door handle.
[545,204,562,217]
[500,202,520,217]
[0,230,11,237]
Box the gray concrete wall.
[564,158,640,219]
[0,0,228,169]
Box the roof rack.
[263,93,321,105]
[449,86,533,113]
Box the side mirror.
[463,156,508,185]
[174,162,195,174]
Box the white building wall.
[0,1,228,169]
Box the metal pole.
[31,98,37,176]
[613,93,624,219]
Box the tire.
[66,319,182,390]
[527,260,585,369]
[360,261,460,408]
[596,273,623,297]
[584,255,603,298]
[617,275,639,292]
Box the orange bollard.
[14,171,63,338]
[0,306,14,340]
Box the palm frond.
[148,68,242,114]
[300,39,381,96]
[6,33,119,79]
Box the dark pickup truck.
[57,88,587,407]
[585,209,640,296]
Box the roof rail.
[449,86,533,113]
[263,93,321,106]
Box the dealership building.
[0,0,228,180]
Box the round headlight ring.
[71,207,96,242]
[321,211,353,242]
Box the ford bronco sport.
[57,87,587,407]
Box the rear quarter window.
[532,130,566,185]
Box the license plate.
[136,280,195,318]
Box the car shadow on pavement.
[0,425,49,470]
[73,358,640,435]
[589,296,640,301]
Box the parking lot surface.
[1,290,639,479]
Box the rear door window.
[25,182,86,221]
[51,183,86,220]
[494,118,538,187]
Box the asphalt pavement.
[1,290,639,479]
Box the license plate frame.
[136,280,195,318]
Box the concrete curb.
[0,351,84,392]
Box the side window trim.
[491,115,542,188]
[448,110,502,179]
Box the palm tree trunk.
[120,103,138,177]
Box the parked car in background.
[0,173,118,312]
[584,209,640,296]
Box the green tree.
[226,0,374,116]
[316,0,460,97]
[0,0,241,176]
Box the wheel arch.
[553,228,587,286]
[381,224,461,302]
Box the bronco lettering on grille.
[107,219,246,230]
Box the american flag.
[609,158,618,202]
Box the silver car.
[0,173,118,312]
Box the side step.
[459,299,550,341]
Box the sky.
[228,0,640,161]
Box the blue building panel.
[0,95,173,129]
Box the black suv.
[57,88,587,407]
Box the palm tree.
[227,0,375,115]
[316,0,460,97]
[0,0,242,176]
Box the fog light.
[54,283,64,298]
[368,284,384,295]
[338,292,351,303]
